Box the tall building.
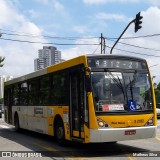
[34,46,62,71]
[0,75,13,99]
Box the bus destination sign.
[88,59,147,69]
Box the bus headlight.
[145,116,153,126]
[97,118,110,128]
[98,121,105,127]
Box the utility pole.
[100,33,106,54]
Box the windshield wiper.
[129,77,134,101]
[126,71,138,89]
[117,76,125,100]
[108,72,126,100]
[125,71,138,101]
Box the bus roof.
[4,54,146,86]
[86,54,146,61]
[5,55,87,86]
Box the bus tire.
[55,118,66,146]
[14,113,20,132]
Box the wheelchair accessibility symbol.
[128,100,136,111]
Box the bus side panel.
[88,92,98,129]
[12,106,28,129]
[12,105,48,134]
[47,106,71,141]
[27,106,48,134]
[84,124,90,143]
[4,105,9,124]
[47,107,54,136]
[150,72,157,126]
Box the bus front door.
[70,72,85,141]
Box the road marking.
[127,155,137,160]
[0,125,10,129]
[125,154,137,160]
[32,141,75,158]
[156,135,160,141]
[32,141,92,158]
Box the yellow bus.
[4,54,157,145]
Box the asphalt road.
[0,114,160,160]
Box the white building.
[34,46,62,71]
[0,75,13,98]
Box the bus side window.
[28,80,39,105]
[39,75,50,105]
[51,72,68,105]
[13,84,20,106]
[20,82,28,106]
[4,88,8,106]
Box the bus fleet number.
[134,119,144,123]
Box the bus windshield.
[91,71,153,113]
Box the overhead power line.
[0,37,99,45]
[0,29,98,40]
[1,30,160,51]
[106,33,160,40]
[1,29,160,52]
[92,45,100,54]
[1,28,160,40]
[1,29,160,56]
[1,32,99,40]
[105,45,160,57]
[0,37,160,57]
[107,38,160,52]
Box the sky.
[0,0,160,83]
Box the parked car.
[156,103,160,118]
[157,108,160,118]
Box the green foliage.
[155,82,160,103]
[0,98,3,104]
[157,83,160,90]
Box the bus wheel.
[14,114,20,132]
[55,119,66,145]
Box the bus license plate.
[125,130,136,135]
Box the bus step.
[71,137,84,143]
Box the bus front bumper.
[89,126,157,143]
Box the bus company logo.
[34,107,43,115]
[127,120,132,126]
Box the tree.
[155,82,160,103]
[0,98,3,104]
[0,56,5,67]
